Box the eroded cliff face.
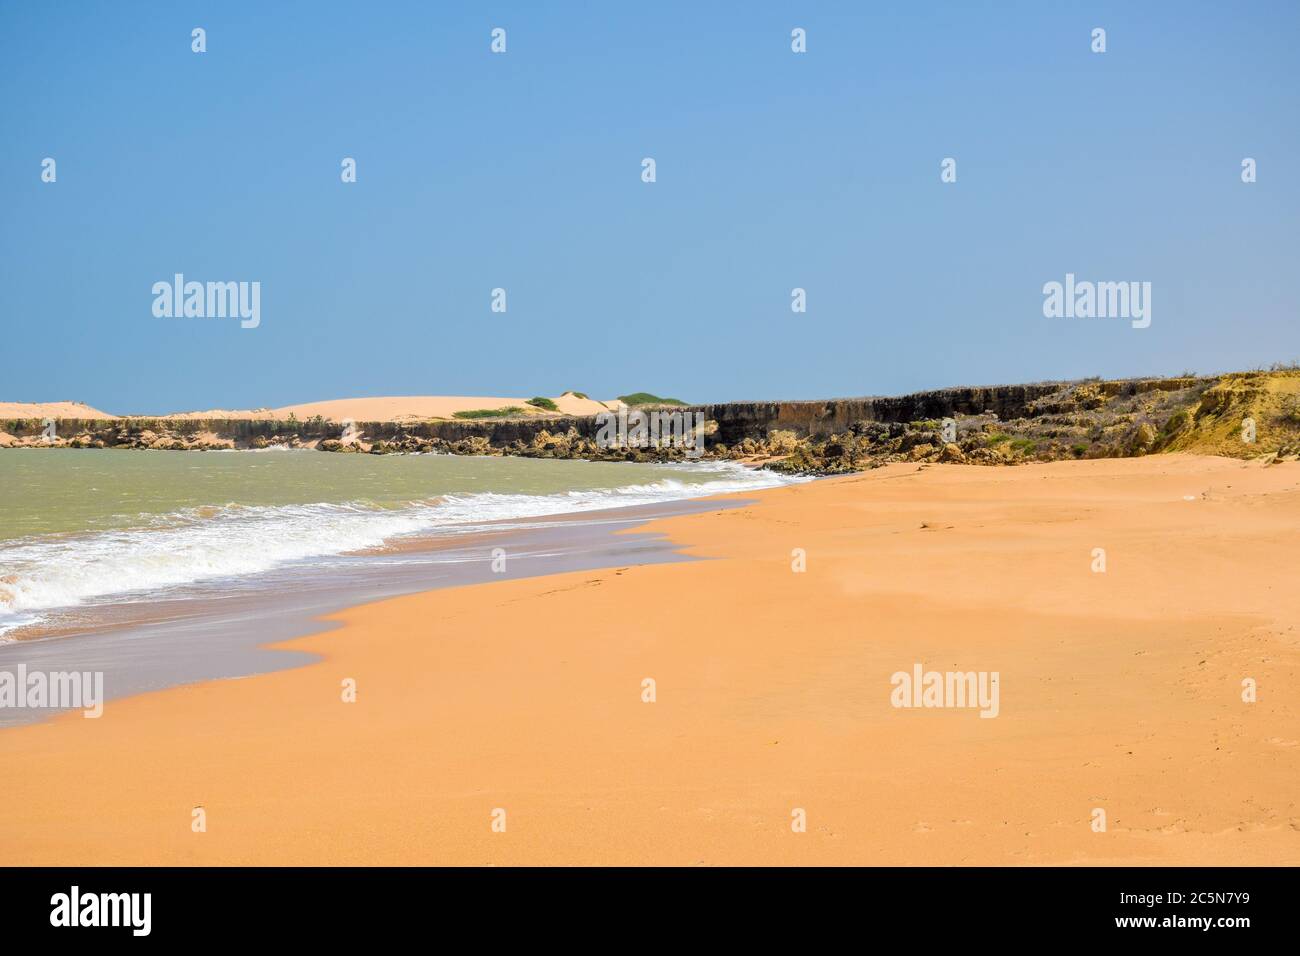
[0,415,613,455]
[6,373,1299,472]
[0,385,1063,450]
[689,384,1068,443]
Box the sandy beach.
[1,454,1297,866]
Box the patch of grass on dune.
[618,392,688,406]
[452,407,530,419]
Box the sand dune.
[173,393,615,422]
[2,394,615,423]
[0,401,115,420]
[1,454,1296,865]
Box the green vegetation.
[1008,437,1038,453]
[1280,396,1300,425]
[526,397,559,411]
[453,407,529,420]
[618,392,688,406]
[1160,409,1190,437]
[984,432,1011,445]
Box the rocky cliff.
[688,383,1066,444]
[5,371,1300,472]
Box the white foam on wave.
[0,462,803,636]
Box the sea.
[0,447,801,638]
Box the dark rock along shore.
[5,371,1300,474]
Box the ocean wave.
[0,462,802,635]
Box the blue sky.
[2,1,1297,412]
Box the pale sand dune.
[3,394,615,422]
[132,394,615,422]
[1,455,1297,865]
[0,401,115,420]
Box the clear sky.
[3,1,1297,412]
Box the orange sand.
[1,454,1297,865]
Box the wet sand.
[1,456,1298,865]
[0,497,740,727]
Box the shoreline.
[0,495,748,726]
[1,455,1298,865]
[0,450,795,647]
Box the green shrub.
[618,392,687,406]
[453,407,529,420]
[1161,409,1190,435]
[526,397,558,411]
